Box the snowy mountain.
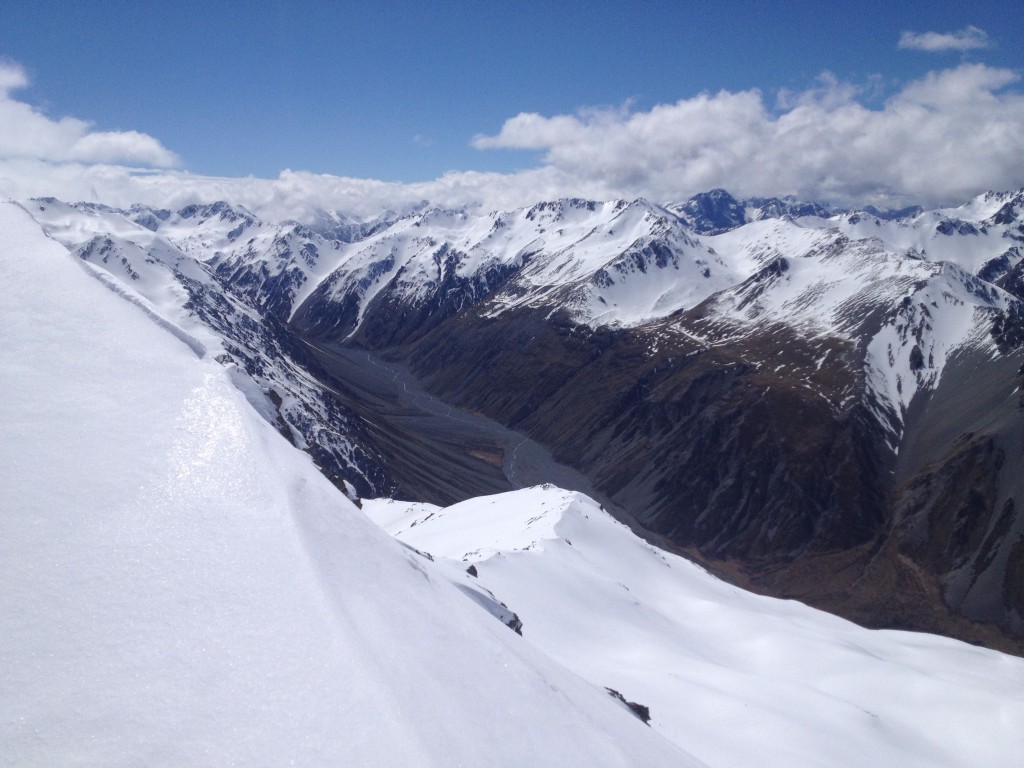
[0,201,699,767]
[288,197,740,341]
[6,190,1024,765]
[279,189,1022,452]
[365,487,1024,768]
[4,198,1019,768]
[13,188,1024,653]
[26,197,388,498]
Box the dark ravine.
[390,305,889,562]
[295,337,625,514]
[891,346,1024,638]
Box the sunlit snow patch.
[365,485,1024,768]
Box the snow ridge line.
[74,256,208,358]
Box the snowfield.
[365,487,1024,768]
[0,201,698,767]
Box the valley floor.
[301,339,615,506]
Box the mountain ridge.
[18,187,1024,652]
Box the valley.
[306,310,1024,655]
[22,188,1024,655]
[7,189,1024,766]
[298,338,614,507]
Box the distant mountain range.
[20,187,1024,653]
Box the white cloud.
[1,56,1023,220]
[471,64,1024,209]
[899,26,991,53]
[68,131,179,166]
[0,160,583,222]
[0,59,178,167]
[0,58,29,95]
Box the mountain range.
[5,189,1024,764]
[20,186,1024,652]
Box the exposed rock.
[605,688,651,725]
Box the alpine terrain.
[4,188,1024,764]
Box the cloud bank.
[899,26,991,53]
[1,58,1023,221]
[0,60,178,168]
[472,64,1024,210]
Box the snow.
[365,486,1024,768]
[23,193,1024,447]
[795,194,1023,278]
[699,212,1018,433]
[863,266,1003,425]
[0,202,698,767]
[7,186,1024,766]
[296,197,737,332]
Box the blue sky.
[1,1,1022,215]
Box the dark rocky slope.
[297,299,1024,655]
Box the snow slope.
[365,486,1024,768]
[22,198,384,494]
[0,202,699,767]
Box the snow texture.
[366,486,1024,768]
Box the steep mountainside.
[19,188,1024,651]
[9,197,1023,767]
[26,198,389,498]
[1,201,700,767]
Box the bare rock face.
[605,688,651,725]
[890,346,1024,640]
